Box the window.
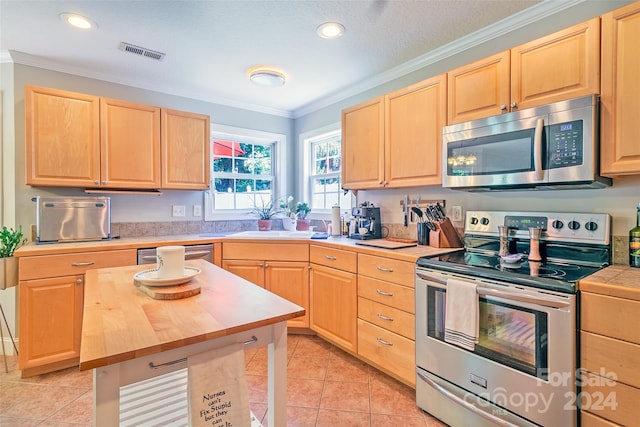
[302,125,352,213]
[204,125,287,220]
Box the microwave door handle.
[534,118,544,180]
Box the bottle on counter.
[630,203,640,267]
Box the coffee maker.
[348,204,382,240]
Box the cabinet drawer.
[310,245,357,272]
[357,275,414,313]
[223,243,309,261]
[581,371,640,426]
[358,253,414,286]
[581,331,640,389]
[358,297,414,340]
[357,319,415,386]
[581,292,640,344]
[19,249,137,280]
[581,411,622,427]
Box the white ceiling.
[1,0,553,118]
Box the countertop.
[14,233,462,263]
[79,259,305,371]
[579,265,640,301]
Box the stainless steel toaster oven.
[35,196,111,244]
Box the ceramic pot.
[296,219,311,231]
[282,217,296,231]
[258,219,273,231]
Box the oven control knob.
[568,220,580,230]
[470,217,479,225]
[585,221,598,232]
[552,220,564,229]
[480,217,490,225]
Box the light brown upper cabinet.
[26,85,210,190]
[342,74,446,190]
[448,18,600,124]
[161,109,210,190]
[600,1,640,176]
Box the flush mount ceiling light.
[317,22,345,39]
[59,12,96,30]
[248,67,286,87]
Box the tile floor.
[0,334,447,426]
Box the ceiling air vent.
[119,42,165,61]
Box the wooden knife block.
[429,219,463,248]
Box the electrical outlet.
[172,205,186,217]
[193,204,202,217]
[450,205,463,222]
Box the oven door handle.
[417,371,519,427]
[416,272,570,308]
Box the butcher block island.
[79,259,304,427]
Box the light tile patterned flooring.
[0,334,447,426]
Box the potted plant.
[249,197,283,231]
[295,202,312,231]
[1,225,27,290]
[279,196,297,231]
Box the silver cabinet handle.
[149,336,258,369]
[75,278,83,285]
[377,313,393,322]
[376,289,393,297]
[500,104,507,111]
[71,261,95,267]
[376,337,393,346]
[376,266,394,273]
[324,255,337,260]
[510,102,517,109]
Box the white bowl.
[500,253,523,263]
[359,227,369,235]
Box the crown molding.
[291,0,585,118]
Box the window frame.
[204,124,287,221]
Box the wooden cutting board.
[134,281,201,300]
[355,239,417,249]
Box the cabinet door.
[600,2,640,176]
[25,85,100,187]
[341,97,385,189]
[222,260,265,287]
[19,275,84,372]
[100,98,161,188]
[511,18,600,110]
[161,109,211,189]
[385,74,446,187]
[309,264,357,353]
[447,51,510,124]
[265,261,309,328]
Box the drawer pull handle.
[376,337,393,346]
[377,313,394,322]
[376,289,393,297]
[376,266,394,273]
[324,255,337,260]
[71,261,95,267]
[149,336,258,369]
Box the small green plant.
[0,225,27,258]
[295,202,311,219]
[249,197,283,220]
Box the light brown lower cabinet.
[580,290,640,426]
[222,242,310,328]
[18,249,137,377]
[309,245,358,353]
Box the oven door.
[415,267,577,427]
[442,114,548,189]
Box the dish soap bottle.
[630,203,640,267]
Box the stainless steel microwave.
[442,95,611,191]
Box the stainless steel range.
[415,211,611,427]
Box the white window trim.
[299,122,353,220]
[204,124,287,221]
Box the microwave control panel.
[548,119,583,169]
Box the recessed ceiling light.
[247,67,286,87]
[59,12,96,30]
[317,22,345,39]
